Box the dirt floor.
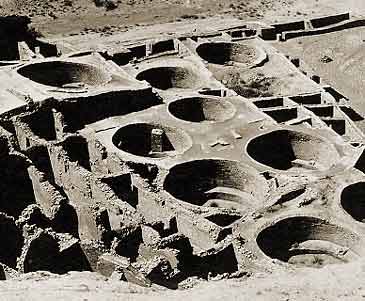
[1,1,365,300]
[1,0,365,37]
[2,258,365,301]
[274,26,365,132]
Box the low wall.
[282,19,365,40]
[13,119,45,150]
[260,13,357,41]
[28,166,64,216]
[310,12,350,28]
[273,20,305,34]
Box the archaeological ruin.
[0,12,365,289]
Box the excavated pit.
[112,123,192,158]
[17,61,110,88]
[256,216,361,268]
[136,66,203,90]
[164,159,267,209]
[168,97,236,123]
[246,129,340,171]
[196,42,261,66]
[341,182,365,222]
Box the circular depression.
[246,129,340,171]
[112,123,192,158]
[341,182,365,222]
[256,216,361,268]
[136,66,203,90]
[168,97,236,123]
[196,42,263,66]
[17,61,110,88]
[163,159,268,209]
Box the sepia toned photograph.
[0,0,364,300]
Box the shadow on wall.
[63,136,91,171]
[341,182,365,222]
[17,61,111,88]
[136,66,203,90]
[256,216,360,268]
[164,159,267,209]
[58,89,162,133]
[0,155,36,218]
[0,16,57,60]
[168,97,236,123]
[246,129,340,171]
[102,174,139,208]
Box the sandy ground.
[0,0,365,300]
[1,0,365,37]
[2,258,365,301]
[274,26,365,132]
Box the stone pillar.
[52,109,65,140]
[18,41,35,60]
[146,42,153,56]
[151,128,164,153]
[35,46,41,57]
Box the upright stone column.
[151,128,164,153]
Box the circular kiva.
[17,61,111,88]
[256,216,361,268]
[168,97,236,123]
[163,159,268,210]
[112,123,192,159]
[246,129,340,171]
[196,42,266,67]
[136,66,203,90]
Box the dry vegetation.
[0,0,295,37]
[0,0,360,37]
[1,0,364,38]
